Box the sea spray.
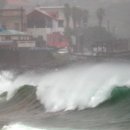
[0,63,130,112]
[2,123,84,130]
[0,71,14,95]
[2,123,46,130]
[36,63,130,111]
[0,71,42,100]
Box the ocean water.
[0,62,130,130]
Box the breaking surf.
[0,62,130,130]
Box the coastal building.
[27,6,68,40]
[37,6,71,30]
[27,8,60,40]
[0,29,36,49]
[27,6,70,48]
[0,8,27,31]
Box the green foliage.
[64,27,73,44]
[82,9,89,27]
[96,8,105,27]
[63,4,89,29]
[71,7,89,29]
[83,26,115,43]
[71,7,82,28]
[64,3,71,28]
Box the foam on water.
[2,123,46,130]
[0,63,130,112]
[2,123,84,130]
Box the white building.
[27,6,73,41]
[27,7,63,40]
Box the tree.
[64,3,71,28]
[71,6,77,28]
[0,0,6,9]
[64,27,73,45]
[71,7,85,52]
[96,8,105,27]
[76,8,83,27]
[82,9,89,27]
[71,7,83,28]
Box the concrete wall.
[0,49,54,68]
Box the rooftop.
[35,8,57,20]
[0,29,28,36]
[28,8,59,20]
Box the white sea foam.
[2,123,82,130]
[2,123,46,130]
[0,63,130,112]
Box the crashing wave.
[0,63,130,112]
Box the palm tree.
[76,8,82,27]
[64,3,71,28]
[71,6,77,28]
[96,8,105,27]
[72,7,83,28]
[82,9,89,27]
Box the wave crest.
[101,86,130,105]
[0,63,130,112]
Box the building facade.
[37,6,65,32]
[27,6,73,40]
[0,29,36,49]
[0,8,27,32]
[27,9,59,41]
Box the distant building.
[37,6,72,29]
[27,6,73,40]
[0,29,36,49]
[0,8,27,31]
[27,8,60,41]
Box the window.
[46,20,52,28]
[58,20,64,27]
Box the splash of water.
[2,123,46,130]
[2,123,83,130]
[0,63,130,112]
[36,63,130,111]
